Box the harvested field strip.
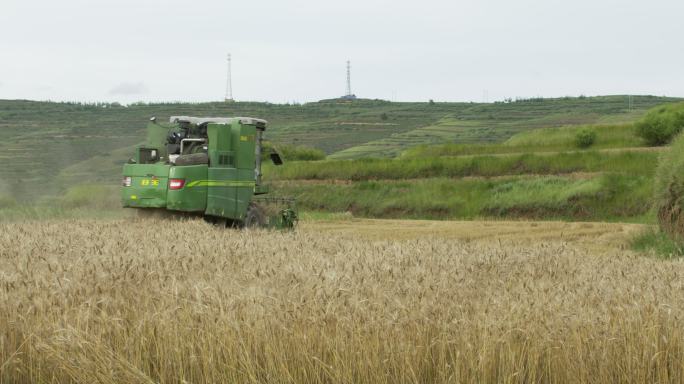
[301,218,644,251]
[1,219,683,383]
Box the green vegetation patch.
[0,195,17,209]
[483,174,652,220]
[654,131,684,239]
[267,151,658,181]
[333,95,671,159]
[573,128,597,149]
[636,102,684,146]
[631,228,684,259]
[274,174,653,221]
[403,123,643,158]
[486,177,602,211]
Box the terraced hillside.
[329,96,673,158]
[268,122,667,222]
[0,95,677,200]
[0,99,447,199]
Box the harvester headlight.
[122,176,132,187]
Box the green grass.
[652,130,684,241]
[272,174,654,221]
[266,150,659,181]
[330,96,675,159]
[505,123,642,148]
[267,119,663,222]
[631,228,684,258]
[484,177,603,211]
[402,123,645,158]
[635,101,684,145]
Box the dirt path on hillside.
[300,218,647,253]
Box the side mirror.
[270,152,283,165]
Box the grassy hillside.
[273,174,652,221]
[266,150,659,181]
[329,96,675,158]
[269,116,670,222]
[402,123,646,158]
[0,96,677,200]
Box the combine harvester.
[121,116,297,228]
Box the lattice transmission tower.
[342,60,356,100]
[225,53,234,102]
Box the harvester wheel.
[244,203,267,228]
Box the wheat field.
[1,218,684,383]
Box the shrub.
[654,131,684,239]
[635,102,684,146]
[574,128,597,148]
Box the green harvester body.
[121,116,296,228]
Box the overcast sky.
[1,0,682,103]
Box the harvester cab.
[122,116,297,228]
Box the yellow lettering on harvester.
[140,179,158,186]
[240,135,255,142]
